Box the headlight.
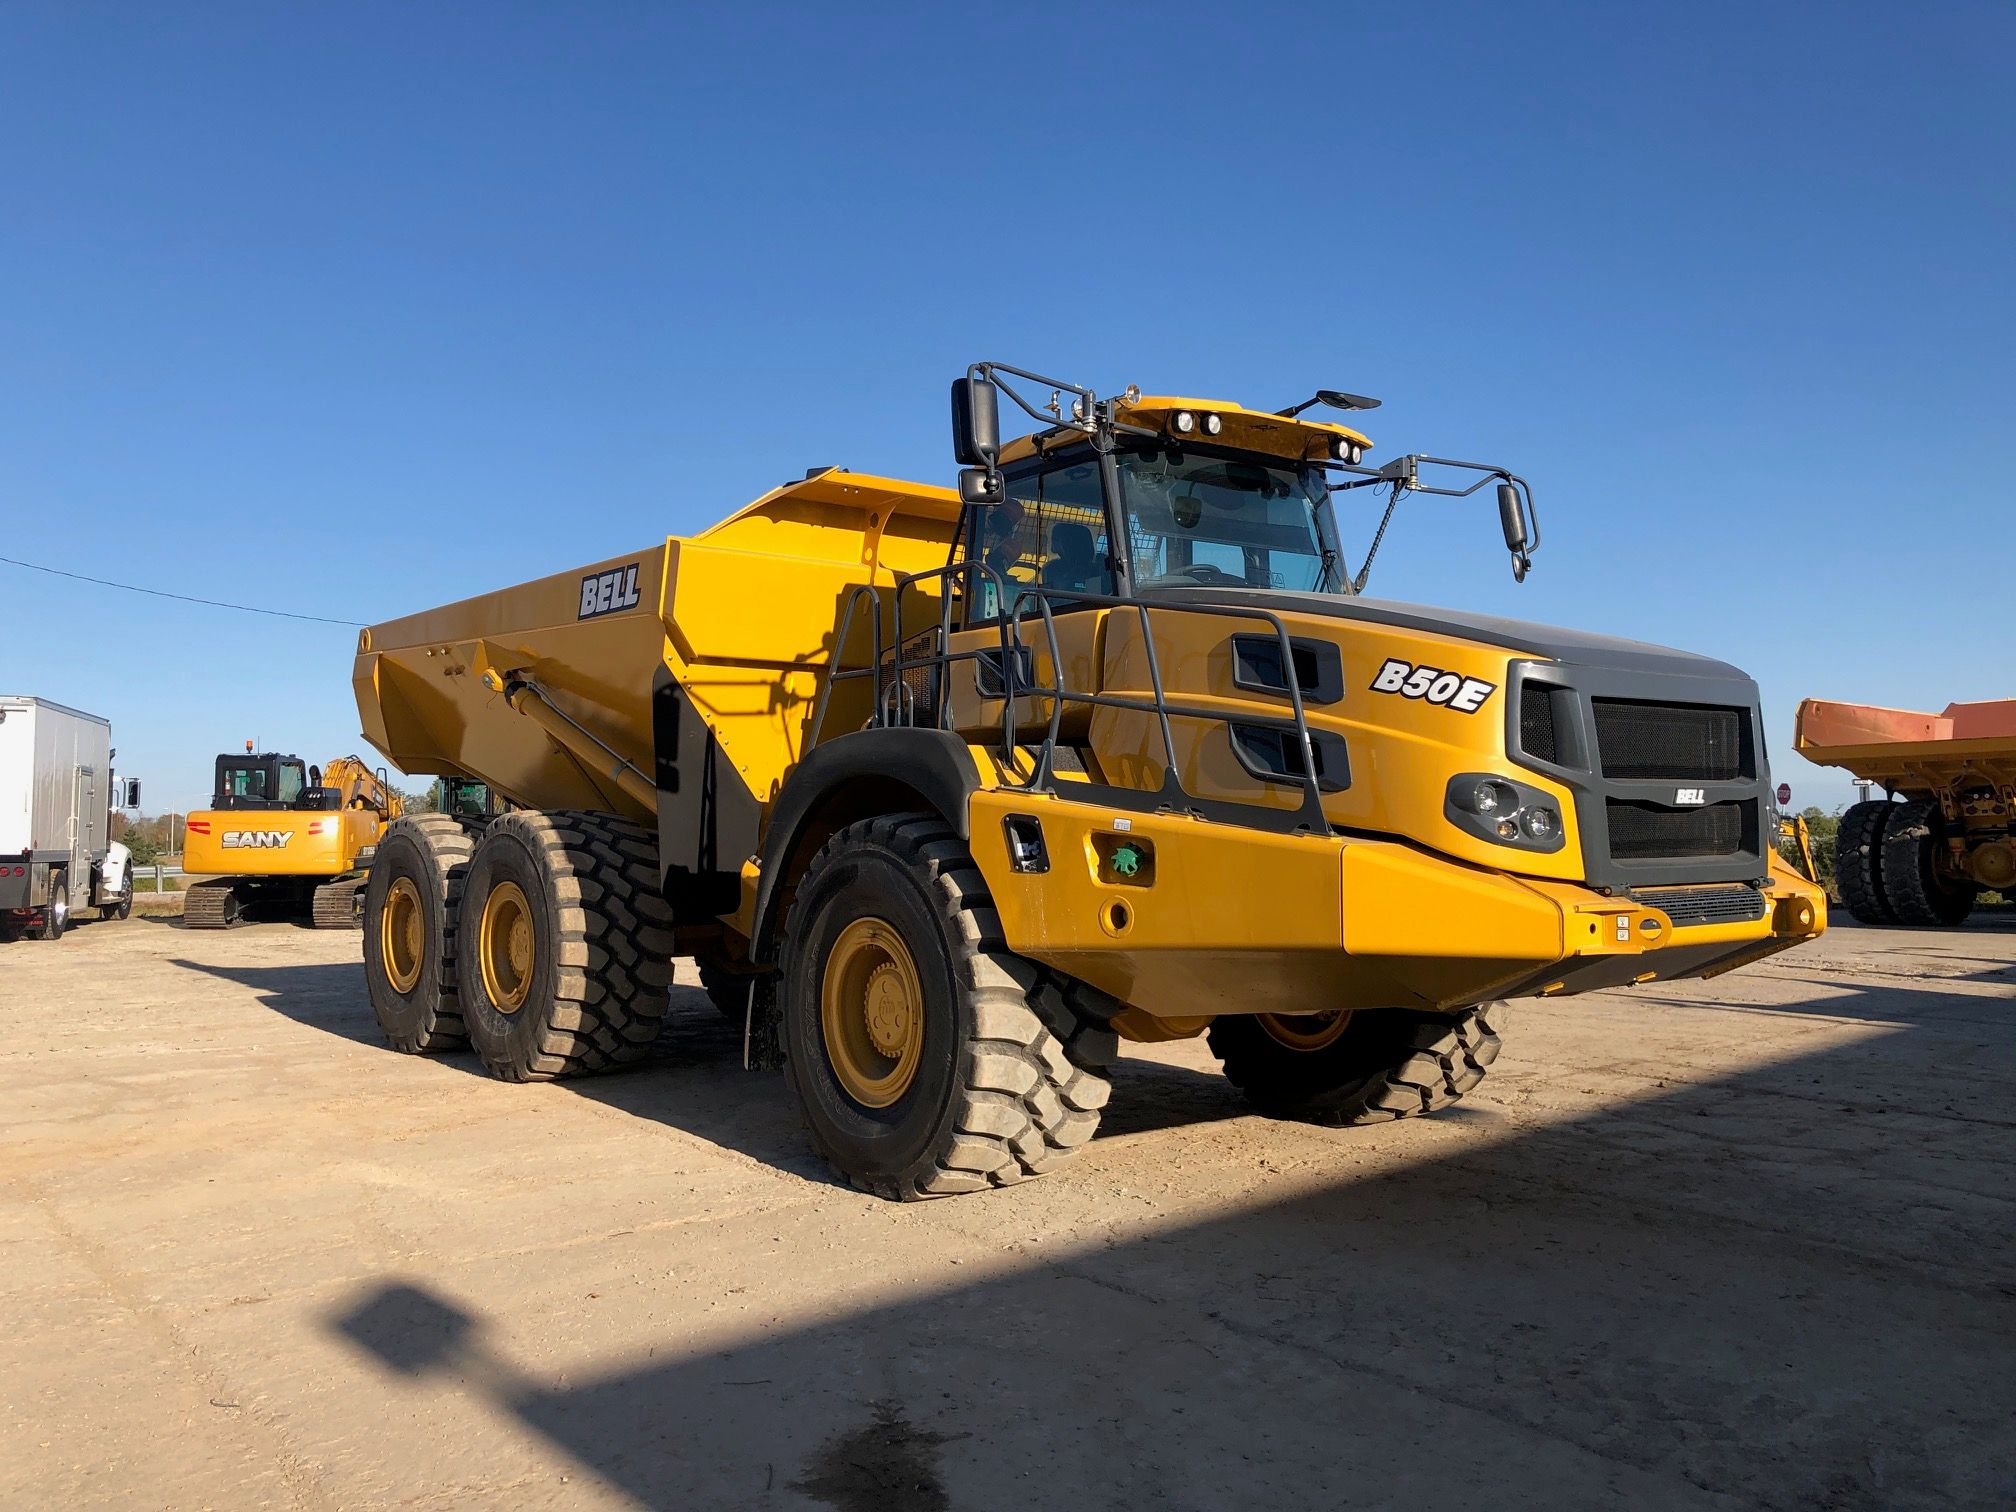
[1202,412,1223,436]
[1445,772,1568,853]
[1457,778,1517,815]
[1172,410,1196,435]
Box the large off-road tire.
[779,813,1117,1201]
[182,878,246,930]
[311,876,368,930]
[1209,1005,1502,1125]
[456,810,674,1082]
[1834,800,1896,925]
[1879,798,1977,927]
[364,816,476,1054]
[34,875,68,941]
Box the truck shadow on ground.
[322,1006,2016,1512]
[166,958,1248,1182]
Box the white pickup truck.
[0,696,142,942]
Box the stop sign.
[1776,782,1791,806]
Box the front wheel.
[779,814,1116,1201]
[1879,798,1977,927]
[1834,800,1896,925]
[1208,1006,1502,1125]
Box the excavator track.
[311,876,368,930]
[182,878,245,930]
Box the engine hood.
[1143,587,1748,683]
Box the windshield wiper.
[1315,547,1340,593]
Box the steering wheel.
[1139,563,1247,589]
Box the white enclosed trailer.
[0,696,140,941]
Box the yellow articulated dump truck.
[183,749,403,928]
[352,362,1825,1200]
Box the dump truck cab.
[350,362,1825,1201]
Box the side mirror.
[959,468,1004,506]
[951,376,1000,468]
[121,779,142,809]
[1497,481,1531,554]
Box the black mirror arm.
[972,362,1098,434]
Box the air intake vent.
[1229,725,1350,793]
[1632,884,1767,927]
[1606,799,1752,859]
[1230,635,1344,705]
[1520,685,1563,765]
[1593,700,1749,782]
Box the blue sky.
[2,2,2010,813]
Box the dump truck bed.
[1795,697,2016,790]
[352,470,962,820]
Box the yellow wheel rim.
[478,881,536,1014]
[382,877,425,994]
[820,916,925,1109]
[1257,1010,1353,1051]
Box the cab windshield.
[217,760,306,806]
[1118,443,1345,595]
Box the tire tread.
[469,810,673,1082]
[784,814,1114,1200]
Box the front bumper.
[968,791,1827,1020]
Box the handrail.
[1006,587,1328,830]
[808,565,1334,835]
[806,583,884,750]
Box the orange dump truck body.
[1795,698,2016,792]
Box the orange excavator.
[182,747,403,928]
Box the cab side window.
[962,458,1114,621]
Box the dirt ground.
[2,911,2011,1512]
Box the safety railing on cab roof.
[808,561,1332,835]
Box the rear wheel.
[1834,800,1896,925]
[456,811,674,1081]
[779,814,1116,1200]
[103,884,132,922]
[364,816,475,1053]
[34,876,67,941]
[1879,798,1977,927]
[1208,1006,1502,1125]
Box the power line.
[0,554,364,627]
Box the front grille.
[1519,685,1560,765]
[1632,884,1767,927]
[1607,798,1751,859]
[1593,699,1748,782]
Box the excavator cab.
[211,752,309,810]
